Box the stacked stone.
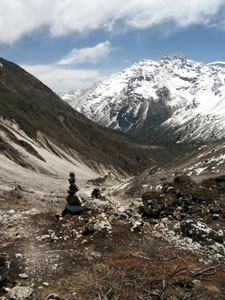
[61,172,88,216]
[66,172,80,206]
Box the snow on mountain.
[60,55,225,145]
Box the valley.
[1,148,225,300]
[0,56,225,299]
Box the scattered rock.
[48,230,59,242]
[85,213,112,234]
[181,220,224,244]
[142,192,167,218]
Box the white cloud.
[22,64,107,92]
[0,0,51,44]
[1,0,225,44]
[21,41,111,92]
[122,0,225,29]
[58,41,111,65]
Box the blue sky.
[1,0,225,92]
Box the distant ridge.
[61,55,225,149]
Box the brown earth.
[0,183,225,300]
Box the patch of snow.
[116,182,130,191]
[61,55,225,143]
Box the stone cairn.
[67,172,80,205]
[62,172,82,216]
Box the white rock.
[18,273,29,279]
[43,282,50,287]
[8,286,33,300]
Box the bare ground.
[1,183,225,300]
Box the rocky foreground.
[0,173,225,300]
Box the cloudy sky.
[1,0,225,92]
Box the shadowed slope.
[0,57,163,174]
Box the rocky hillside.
[1,139,225,299]
[0,57,163,180]
[61,55,225,148]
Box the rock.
[43,282,50,287]
[213,214,219,220]
[18,273,28,279]
[65,204,87,214]
[174,223,181,232]
[47,293,63,300]
[66,195,81,205]
[154,232,163,238]
[8,286,33,300]
[67,172,78,196]
[55,213,61,219]
[161,217,169,222]
[210,207,221,214]
[173,206,183,220]
[91,188,101,199]
[181,220,224,244]
[0,256,10,285]
[85,213,112,233]
[38,286,44,290]
[48,230,59,242]
[142,192,166,218]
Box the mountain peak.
[60,56,225,148]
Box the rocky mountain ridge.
[61,55,225,147]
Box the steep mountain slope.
[0,57,158,180]
[61,55,225,148]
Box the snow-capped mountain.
[60,55,225,146]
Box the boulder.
[66,203,87,214]
[47,293,63,300]
[8,286,33,300]
[91,188,101,199]
[142,192,166,218]
[181,220,224,244]
[66,194,81,205]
